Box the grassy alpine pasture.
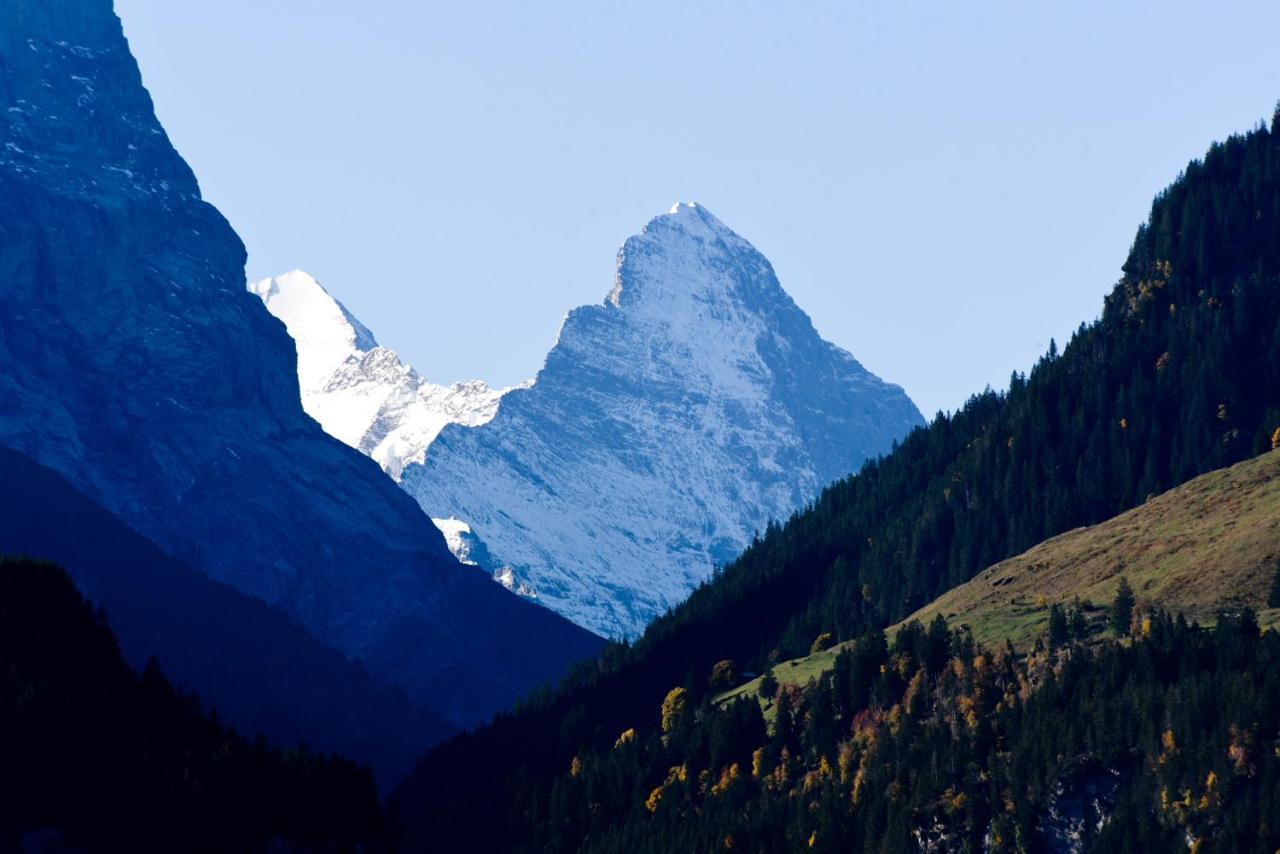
[719,449,1280,709]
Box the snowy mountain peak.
[658,201,743,243]
[663,200,734,235]
[399,203,926,638]
[607,201,763,313]
[248,271,523,479]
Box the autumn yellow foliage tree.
[707,659,737,691]
[709,763,740,796]
[751,747,765,779]
[810,632,834,654]
[645,764,688,813]
[660,686,688,733]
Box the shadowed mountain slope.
[0,443,455,787]
[0,0,600,728]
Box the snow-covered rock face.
[0,0,599,726]
[432,516,536,597]
[399,202,925,638]
[249,270,520,478]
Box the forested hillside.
[479,610,1280,852]
[394,113,1280,850]
[0,559,385,852]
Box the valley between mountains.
[3,1,1280,852]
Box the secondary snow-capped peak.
[247,271,377,390]
[248,270,525,479]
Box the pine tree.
[925,614,951,674]
[1047,603,1069,649]
[1112,577,1136,636]
[1267,560,1280,608]
[1069,601,1089,641]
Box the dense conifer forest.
[481,608,1280,852]
[0,558,385,852]
[393,114,1280,850]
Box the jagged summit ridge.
[398,201,925,638]
[249,270,526,479]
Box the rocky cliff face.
[400,203,924,638]
[0,0,599,726]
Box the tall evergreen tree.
[1111,577,1136,635]
[1047,603,1069,648]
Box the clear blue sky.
[115,0,1280,417]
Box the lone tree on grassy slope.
[757,669,779,702]
[708,659,737,691]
